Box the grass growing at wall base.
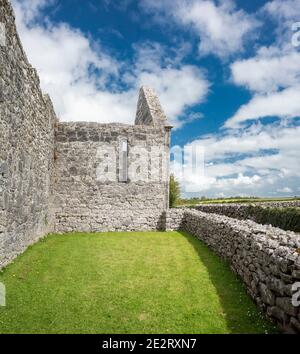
[0,232,277,334]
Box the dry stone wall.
[166,208,186,230]
[166,208,300,333]
[0,0,56,268]
[193,201,300,219]
[0,0,172,267]
[54,122,170,232]
[193,202,300,232]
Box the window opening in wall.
[119,139,128,182]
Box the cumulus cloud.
[140,0,299,197]
[277,187,293,193]
[221,0,300,129]
[231,47,300,93]
[227,43,300,127]
[225,86,300,128]
[141,0,259,58]
[12,0,300,197]
[261,0,300,48]
[175,123,300,197]
[263,0,300,23]
[12,0,209,127]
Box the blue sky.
[12,0,300,197]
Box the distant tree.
[169,174,181,208]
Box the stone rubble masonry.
[53,84,172,234]
[1,0,300,334]
[193,202,300,231]
[193,201,300,217]
[0,21,5,46]
[54,122,170,233]
[0,0,171,266]
[166,208,300,333]
[0,0,57,268]
[135,86,172,128]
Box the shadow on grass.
[178,230,277,334]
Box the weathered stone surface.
[267,306,289,324]
[194,202,300,215]
[0,0,172,248]
[53,121,171,233]
[292,270,300,279]
[260,283,275,305]
[193,202,300,232]
[1,0,299,335]
[166,208,300,333]
[290,317,300,332]
[0,0,56,268]
[276,297,298,316]
[135,86,170,128]
[165,208,186,230]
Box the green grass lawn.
[0,231,277,334]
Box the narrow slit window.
[119,139,128,182]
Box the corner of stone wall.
[135,86,172,212]
[0,0,58,269]
[135,86,171,128]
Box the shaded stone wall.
[193,201,300,219]
[166,208,300,333]
[193,202,300,232]
[54,122,170,232]
[0,0,57,268]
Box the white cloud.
[231,47,300,93]
[12,0,300,198]
[225,86,300,128]
[12,0,209,127]
[262,0,300,47]
[141,0,259,58]
[13,0,52,24]
[264,0,300,23]
[228,44,300,127]
[137,66,209,124]
[277,187,293,193]
[174,123,300,197]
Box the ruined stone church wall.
[0,0,57,268]
[0,0,171,268]
[53,122,170,232]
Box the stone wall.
[0,0,172,265]
[54,121,170,232]
[194,201,300,218]
[166,208,300,333]
[166,208,186,231]
[135,86,170,128]
[0,0,57,268]
[193,202,300,232]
